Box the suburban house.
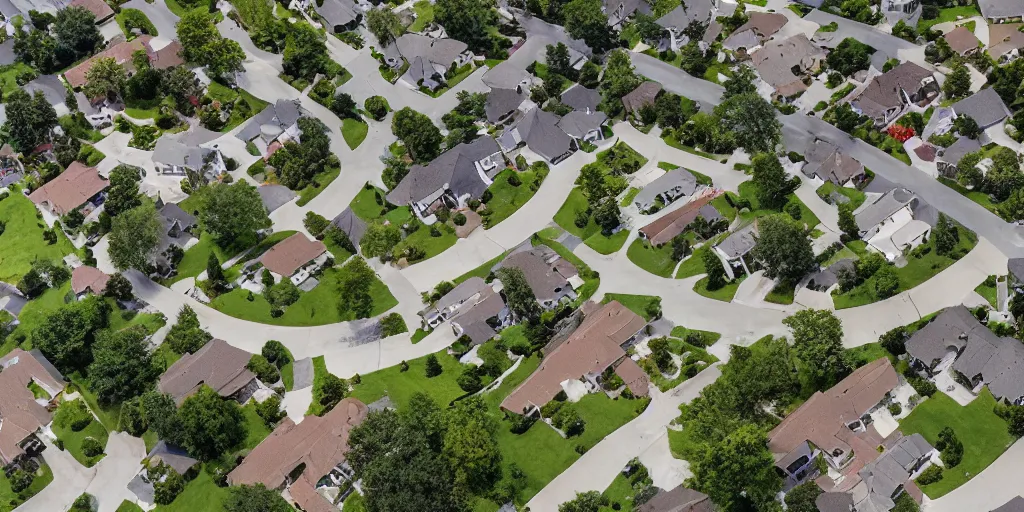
[152,201,199,278]
[636,485,713,512]
[70,0,115,24]
[767,358,902,488]
[560,85,601,113]
[880,0,921,26]
[603,0,651,29]
[152,137,227,182]
[384,33,474,92]
[802,139,866,187]
[1010,257,1024,291]
[854,187,931,261]
[951,87,1012,131]
[157,339,261,406]
[557,110,609,146]
[750,34,827,100]
[713,221,759,279]
[943,26,982,57]
[987,23,1024,63]
[387,136,505,220]
[655,0,717,51]
[814,433,933,512]
[500,300,650,415]
[128,441,200,506]
[485,86,528,125]
[329,207,367,251]
[936,136,982,178]
[71,265,109,299]
[28,161,108,221]
[906,306,1024,405]
[498,246,582,310]
[24,74,74,117]
[978,0,1024,22]
[227,398,368,512]
[259,232,330,286]
[850,62,939,128]
[0,349,65,470]
[235,99,306,159]
[498,108,576,164]
[622,82,662,118]
[314,0,362,33]
[722,12,787,53]
[638,191,721,246]
[419,276,508,345]
[633,168,706,213]
[64,35,183,90]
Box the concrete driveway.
[123,0,180,39]
[923,439,1024,512]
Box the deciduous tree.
[714,93,781,154]
[751,215,816,284]
[200,182,271,248]
[88,326,161,404]
[688,425,782,512]
[108,203,162,272]
[751,153,796,210]
[33,296,108,373]
[392,107,443,162]
[562,0,612,52]
[84,57,127,102]
[104,165,143,217]
[365,8,404,45]
[178,386,246,460]
[496,267,541,322]
[54,6,101,57]
[783,309,852,388]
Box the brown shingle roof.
[157,339,256,405]
[71,265,110,295]
[28,161,107,215]
[0,349,64,465]
[70,0,115,21]
[622,82,663,115]
[988,23,1024,59]
[638,191,719,246]
[944,26,981,56]
[259,233,327,277]
[636,485,713,512]
[500,301,648,413]
[64,36,182,88]
[499,247,578,304]
[852,62,934,119]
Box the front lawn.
[116,501,145,512]
[899,389,1012,498]
[627,238,678,278]
[669,325,721,346]
[602,293,661,321]
[0,62,35,98]
[662,132,721,160]
[0,460,52,511]
[408,0,434,32]
[341,118,368,149]
[349,184,412,223]
[938,177,999,216]
[917,5,980,31]
[205,82,269,133]
[974,275,999,308]
[1,283,71,354]
[163,232,245,285]
[153,466,229,512]
[0,189,77,284]
[393,222,458,263]
[553,188,629,254]
[694,275,743,302]
[349,351,468,409]
[765,282,795,305]
[296,164,341,206]
[619,187,640,207]
[736,181,821,229]
[482,166,548,228]
[643,339,718,392]
[817,181,866,210]
[51,399,109,467]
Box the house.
[70,0,115,23]
[0,349,65,470]
[603,0,651,29]
[128,441,200,506]
[498,246,580,309]
[420,276,494,329]
[880,0,921,26]
[384,33,474,91]
[0,282,27,322]
[638,191,721,246]
[854,187,930,261]
[655,0,717,51]
[259,232,329,286]
[387,137,505,220]
[622,82,662,117]
[28,161,108,219]
[258,185,297,214]
[713,221,758,279]
[994,497,1024,512]
[722,13,787,53]
[987,23,1024,63]
[315,0,362,33]
[64,35,183,89]
[850,62,939,127]
[802,139,865,187]
[633,168,705,213]
[636,485,713,512]
[498,108,576,164]
[906,306,995,375]
[485,86,527,125]
[1009,258,1024,291]
[951,87,1012,130]
[978,0,1024,22]
[329,207,367,250]
[750,34,827,100]
[557,110,609,145]
[767,358,900,488]
[24,75,73,117]
[235,99,305,158]
[157,339,261,406]
[419,277,508,346]
[560,85,601,113]
[815,433,933,512]
[482,63,530,91]
[152,201,199,277]
[227,398,368,512]
[943,26,982,57]
[500,300,650,415]
[152,137,226,181]
[936,136,981,178]
[71,265,109,298]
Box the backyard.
[51,399,110,467]
[408,0,435,32]
[0,189,77,285]
[553,188,630,255]
[205,82,270,133]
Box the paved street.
[923,439,1024,512]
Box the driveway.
[123,0,180,40]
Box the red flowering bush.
[887,125,915,142]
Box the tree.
[108,203,162,272]
[425,354,443,377]
[203,39,246,79]
[165,305,213,354]
[360,221,402,259]
[891,19,917,42]
[161,66,203,114]
[54,6,102,57]
[714,93,781,154]
[559,491,605,512]
[13,28,62,73]
[178,386,246,460]
[932,213,959,256]
[546,43,574,79]
[879,325,908,356]
[331,91,358,118]
[84,57,128,102]
[722,65,757,99]
[654,92,687,129]
[364,95,389,121]
[392,107,443,162]
[751,153,795,210]
[751,215,816,284]
[365,8,404,45]
[382,155,410,190]
[783,309,852,388]
[688,424,782,511]
[313,372,348,414]
[943,63,970,100]
[261,340,291,368]
[600,50,642,110]
[224,484,293,512]
[592,197,621,235]
[825,38,872,76]
[339,257,377,318]
[141,391,183,445]
[201,182,271,248]
[283,23,328,80]
[435,0,498,54]
[269,117,332,190]
[838,203,859,239]
[33,296,107,373]
[562,0,612,52]
[206,252,226,290]
[703,248,726,290]
[177,10,219,61]
[832,102,865,133]
[104,165,143,217]
[578,61,601,88]
[443,397,502,491]
[266,281,300,308]
[104,273,134,301]
[496,267,542,322]
[88,326,161,404]
[953,114,980,140]
[874,264,899,298]
[984,147,1024,200]
[457,365,483,393]
[3,89,58,151]
[785,481,823,512]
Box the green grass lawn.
[51,399,109,467]
[669,325,721,346]
[974,276,999,308]
[0,461,52,512]
[296,165,341,207]
[662,132,721,160]
[694,275,743,302]
[899,389,1012,498]
[153,466,229,512]
[832,227,978,309]
[482,168,546,228]
[675,244,714,279]
[205,82,269,132]
[393,222,458,263]
[239,402,272,450]
[918,5,980,31]
[938,177,999,216]
[453,251,508,285]
[552,188,629,254]
[0,190,77,285]
[703,63,733,85]
[645,339,718,392]
[349,185,413,223]
[602,293,661,321]
[163,232,245,286]
[0,62,35,98]
[210,263,397,325]
[116,501,145,512]
[626,238,678,278]
[408,0,434,31]
[343,492,367,512]
[817,181,866,211]
[68,374,121,432]
[765,281,795,305]
[78,144,106,166]
[823,245,858,267]
[620,187,640,207]
[349,350,467,409]
[736,181,821,229]
[116,9,158,37]
[1,283,71,355]
[341,118,369,149]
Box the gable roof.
[750,34,826,97]
[1009,257,1024,284]
[259,233,327,277]
[634,168,698,209]
[979,0,1024,19]
[951,87,1011,128]
[498,108,574,162]
[64,36,179,88]
[622,82,662,115]
[723,12,787,49]
[656,0,715,30]
[560,85,601,113]
[482,63,529,89]
[158,339,257,405]
[952,322,1024,401]
[938,136,981,165]
[854,434,933,511]
[70,0,115,21]
[148,441,199,475]
[316,0,360,28]
[854,187,915,232]
[449,287,506,344]
[498,246,578,303]
[556,110,608,138]
[152,137,212,169]
[71,265,110,296]
[715,221,758,258]
[852,62,934,119]
[486,87,526,123]
[426,276,490,315]
[0,282,27,318]
[636,485,713,512]
[236,99,305,142]
[392,33,468,66]
[905,306,985,366]
[944,26,981,56]
[988,23,1024,59]
[28,161,107,215]
[23,75,69,108]
[994,497,1024,512]
[604,0,651,26]
[803,139,865,185]
[0,349,65,465]
[257,184,297,214]
[386,136,501,205]
[330,207,368,248]
[500,301,648,413]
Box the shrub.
[247,354,281,384]
[380,312,408,336]
[57,400,94,432]
[908,376,937,397]
[888,402,902,415]
[261,340,291,368]
[453,213,467,226]
[81,437,104,458]
[551,405,585,437]
[9,469,33,493]
[508,412,536,434]
[255,394,285,426]
[425,354,443,377]
[916,465,943,485]
[785,202,802,220]
[508,173,522,186]
[364,96,389,120]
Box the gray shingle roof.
[994,497,1024,512]
[152,137,209,169]
[655,0,715,30]
[603,0,651,26]
[979,0,1024,19]
[148,441,199,475]
[316,0,360,29]
[622,82,662,115]
[1009,258,1024,284]
[235,99,304,142]
[556,111,607,138]
[951,88,1012,129]
[258,184,296,214]
[386,137,501,205]
[633,168,697,209]
[803,139,865,185]
[392,33,468,68]
[815,492,855,512]
[0,282,27,318]
[938,136,982,166]
[482,63,528,89]
[560,85,601,113]
[953,324,1024,401]
[854,187,915,232]
[23,75,67,108]
[498,108,574,162]
[716,222,757,259]
[485,87,526,123]
[330,207,367,248]
[905,305,993,368]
